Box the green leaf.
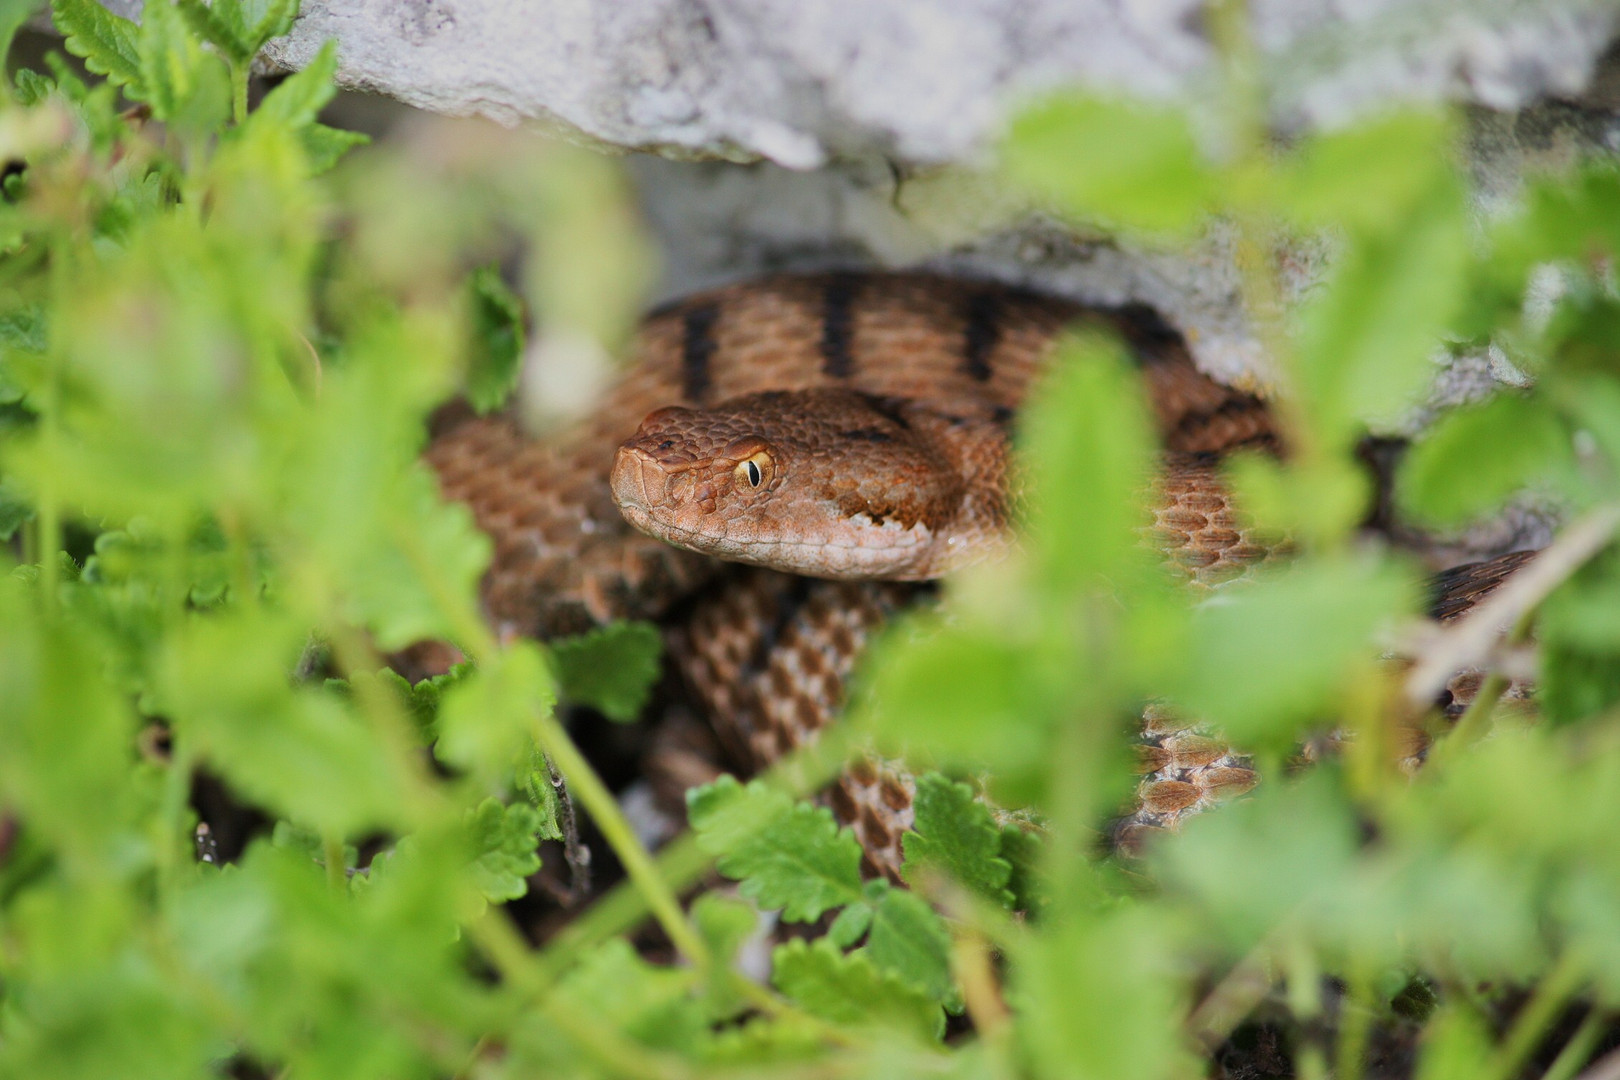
[1296,180,1472,439]
[434,641,553,782]
[301,122,370,174]
[466,797,542,904]
[1539,549,1620,726]
[465,264,526,413]
[138,0,231,131]
[688,776,864,922]
[863,885,954,1004]
[1014,910,1195,1080]
[13,66,53,105]
[825,902,874,949]
[856,614,1060,797]
[0,0,40,74]
[1414,1006,1494,1080]
[271,819,356,870]
[175,0,298,64]
[1172,554,1419,745]
[0,477,33,540]
[548,619,661,722]
[1004,95,1215,236]
[158,613,410,837]
[556,940,708,1054]
[1021,332,1159,590]
[692,892,759,1018]
[250,39,339,129]
[1282,111,1457,234]
[900,773,1013,906]
[0,598,140,858]
[52,0,143,92]
[772,939,943,1041]
[243,0,297,49]
[1398,393,1573,528]
[176,0,251,60]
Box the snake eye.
[728,441,776,491]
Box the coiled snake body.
[426,273,1525,876]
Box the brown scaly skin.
[426,272,1532,879]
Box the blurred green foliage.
[2,1,1620,1078]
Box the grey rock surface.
[263,0,1620,169]
[256,1,1620,555]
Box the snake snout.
[610,445,669,518]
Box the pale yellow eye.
[733,450,774,489]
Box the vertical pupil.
[746,460,762,486]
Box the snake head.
[611,388,1008,581]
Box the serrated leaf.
[772,939,943,1042]
[548,620,661,722]
[466,797,542,903]
[1399,393,1573,528]
[434,641,553,781]
[251,39,338,129]
[52,0,143,92]
[465,264,526,414]
[688,776,864,922]
[176,0,251,60]
[863,886,954,1003]
[999,822,1046,913]
[139,0,230,132]
[1004,95,1215,236]
[517,746,566,841]
[242,0,297,48]
[13,67,53,106]
[901,773,1013,905]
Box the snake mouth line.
[617,502,927,556]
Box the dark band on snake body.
[820,275,860,379]
[1172,396,1276,452]
[962,291,1002,382]
[744,572,819,682]
[681,302,721,403]
[1116,302,1184,366]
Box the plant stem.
[1541,1006,1608,1080]
[467,912,693,1080]
[323,834,346,891]
[1405,504,1620,709]
[157,740,199,907]
[1485,950,1588,1080]
[1334,967,1375,1080]
[231,62,249,125]
[530,707,710,970]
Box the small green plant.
[2,1,1620,1078]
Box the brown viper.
[425,272,1530,877]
